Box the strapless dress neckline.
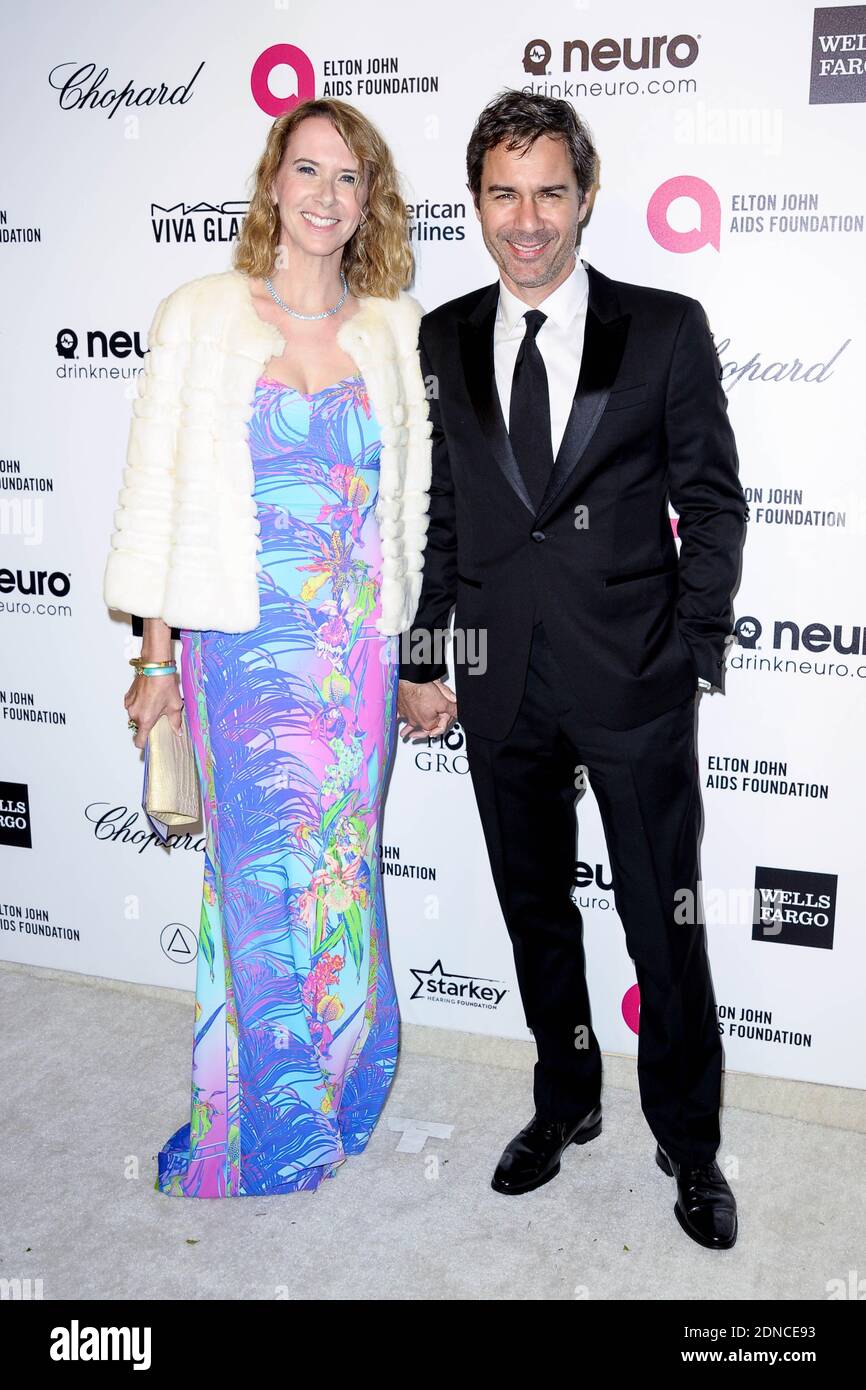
[256,373,363,399]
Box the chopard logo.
[47,59,205,118]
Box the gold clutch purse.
[142,708,200,840]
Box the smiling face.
[475,133,590,295]
[270,114,368,261]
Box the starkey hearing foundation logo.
[409,960,508,1011]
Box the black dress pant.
[463,621,723,1165]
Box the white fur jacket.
[103,269,432,635]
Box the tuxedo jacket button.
[531,530,546,542]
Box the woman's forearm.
[140,617,174,662]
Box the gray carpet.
[2,966,863,1301]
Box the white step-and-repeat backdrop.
[2,1,864,1088]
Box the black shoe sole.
[491,1116,602,1196]
[572,1115,602,1146]
[656,1145,738,1249]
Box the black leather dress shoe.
[491,1106,602,1195]
[656,1144,738,1249]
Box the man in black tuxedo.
[397,91,748,1249]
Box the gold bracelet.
[129,656,174,670]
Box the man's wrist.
[397,664,449,684]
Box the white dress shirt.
[493,252,589,459]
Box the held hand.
[397,678,457,742]
[125,672,184,751]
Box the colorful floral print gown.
[157,373,400,1197]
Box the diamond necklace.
[263,270,348,321]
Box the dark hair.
[466,89,598,206]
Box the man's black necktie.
[508,309,554,512]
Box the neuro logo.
[523,39,552,74]
[521,33,700,75]
[251,44,315,116]
[647,176,721,253]
[56,329,77,359]
[734,615,762,648]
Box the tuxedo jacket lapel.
[458,262,631,523]
[535,276,631,524]
[459,286,535,514]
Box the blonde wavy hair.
[233,99,414,300]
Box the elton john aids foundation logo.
[251,44,315,116]
[622,983,641,1034]
[648,176,722,252]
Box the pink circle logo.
[251,45,315,116]
[622,983,641,1034]
[647,176,721,253]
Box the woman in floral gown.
[158,372,398,1196]
[112,99,445,1197]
